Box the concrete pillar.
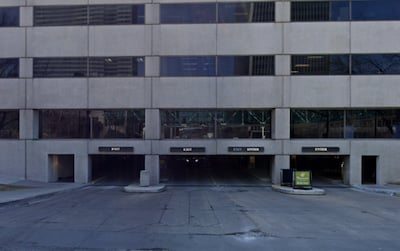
[343,156,351,185]
[74,154,90,184]
[272,155,290,185]
[19,109,38,140]
[349,154,362,185]
[145,109,160,140]
[145,155,160,185]
[276,1,291,23]
[272,108,290,140]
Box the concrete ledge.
[123,184,166,193]
[272,185,325,195]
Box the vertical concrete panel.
[272,155,290,185]
[75,154,89,183]
[145,109,160,140]
[349,154,362,185]
[145,155,159,185]
[272,108,290,140]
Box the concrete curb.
[272,185,325,195]
[123,184,166,193]
[352,185,400,197]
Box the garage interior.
[90,155,144,185]
[160,155,271,186]
[290,155,347,185]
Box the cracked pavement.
[0,186,400,250]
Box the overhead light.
[294,64,310,67]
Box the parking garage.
[160,155,271,186]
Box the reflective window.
[217,110,271,139]
[0,111,19,139]
[291,55,349,75]
[0,7,19,27]
[0,58,19,78]
[218,56,274,76]
[352,0,400,21]
[352,54,400,74]
[218,2,274,23]
[89,110,144,139]
[160,56,216,76]
[161,110,216,139]
[346,110,400,138]
[39,110,89,139]
[291,1,350,21]
[160,3,216,23]
[291,110,344,138]
[89,57,144,77]
[34,6,88,26]
[33,58,87,78]
[89,5,144,25]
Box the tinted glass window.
[160,56,216,76]
[39,110,89,138]
[161,110,216,139]
[291,1,350,21]
[218,2,274,23]
[352,0,400,21]
[89,5,144,25]
[0,111,19,139]
[291,55,349,75]
[34,58,87,78]
[218,56,274,76]
[34,6,88,26]
[160,3,216,23]
[352,54,400,74]
[217,110,271,139]
[89,110,145,138]
[89,57,144,77]
[291,110,344,138]
[0,58,19,78]
[0,7,19,27]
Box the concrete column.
[349,154,362,185]
[74,154,90,183]
[145,109,160,140]
[272,108,290,140]
[145,3,159,25]
[20,7,33,27]
[272,155,290,185]
[276,1,291,23]
[145,57,160,77]
[343,156,350,185]
[145,154,160,185]
[275,55,291,76]
[19,109,38,140]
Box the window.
[218,56,274,76]
[218,2,275,23]
[40,110,89,139]
[291,110,344,138]
[352,0,400,21]
[217,110,271,139]
[39,110,144,139]
[0,111,19,139]
[160,56,216,76]
[89,110,144,138]
[34,58,87,78]
[0,7,19,27]
[352,54,400,75]
[346,110,400,138]
[0,58,19,78]
[160,3,216,24]
[89,5,144,25]
[34,6,88,26]
[161,110,216,139]
[291,1,350,21]
[291,55,349,75]
[89,57,144,77]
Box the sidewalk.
[352,184,400,196]
[0,178,86,205]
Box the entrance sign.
[170,147,206,153]
[228,147,264,153]
[98,146,134,152]
[293,170,312,189]
[302,147,339,153]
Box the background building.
[1,0,400,186]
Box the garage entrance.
[160,155,271,186]
[90,155,144,185]
[290,155,347,185]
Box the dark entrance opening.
[91,155,144,185]
[160,155,271,186]
[362,156,377,185]
[48,155,74,182]
[290,155,346,185]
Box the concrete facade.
[1,0,400,186]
